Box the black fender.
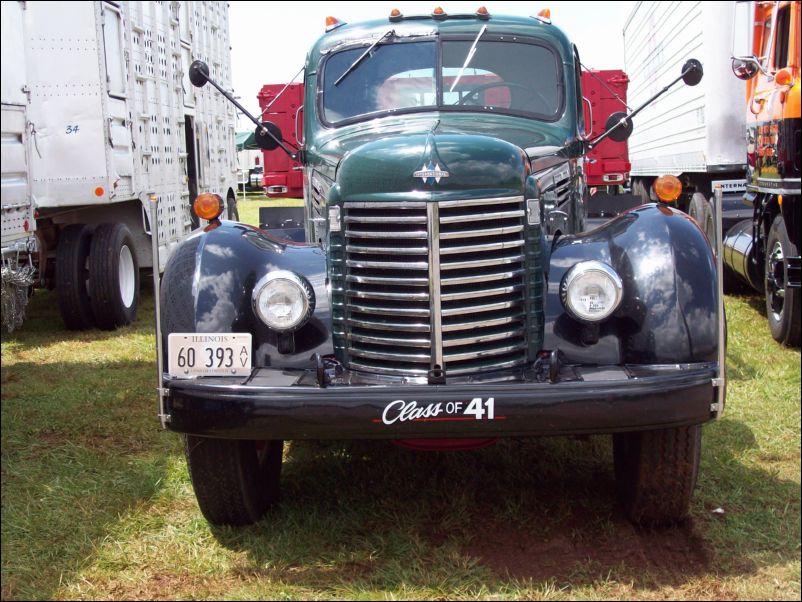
[160,221,332,369]
[544,204,719,364]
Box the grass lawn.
[1,261,799,598]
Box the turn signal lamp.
[193,192,224,221]
[653,175,682,203]
[390,8,403,21]
[325,16,345,32]
[775,68,794,87]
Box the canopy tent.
[235,131,259,151]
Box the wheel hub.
[767,239,786,320]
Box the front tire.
[185,436,283,526]
[88,223,139,330]
[765,215,801,346]
[614,425,702,526]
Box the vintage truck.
[155,8,725,527]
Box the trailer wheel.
[185,436,283,526]
[88,223,139,330]
[56,224,95,330]
[613,425,701,526]
[688,193,709,232]
[765,215,800,346]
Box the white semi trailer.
[623,1,752,237]
[0,0,237,331]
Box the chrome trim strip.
[350,348,431,362]
[349,303,431,317]
[438,195,523,208]
[439,224,524,239]
[345,215,428,223]
[440,209,525,224]
[441,283,524,302]
[348,361,429,376]
[441,299,523,316]
[440,269,524,286]
[440,239,525,255]
[347,274,429,286]
[346,201,427,209]
[441,314,522,331]
[446,357,527,375]
[443,328,526,347]
[347,289,430,301]
[444,342,527,362]
[346,244,429,254]
[348,332,431,347]
[348,317,431,332]
[440,253,525,270]
[428,201,444,371]
[346,259,428,269]
[344,229,428,239]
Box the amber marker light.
[476,6,490,18]
[94,186,105,197]
[653,175,682,203]
[390,8,402,21]
[193,192,224,222]
[775,68,794,87]
[325,16,345,32]
[538,8,551,19]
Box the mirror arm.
[192,66,300,160]
[588,63,696,151]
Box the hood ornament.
[413,162,449,185]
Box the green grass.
[234,193,304,228]
[2,287,799,600]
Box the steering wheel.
[455,81,552,112]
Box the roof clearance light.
[653,175,682,203]
[325,16,345,32]
[193,192,225,222]
[390,8,403,21]
[432,6,447,19]
[476,6,490,19]
[537,8,551,23]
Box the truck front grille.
[341,197,529,377]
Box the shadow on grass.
[2,347,174,602]
[211,425,798,594]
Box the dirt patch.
[463,514,713,587]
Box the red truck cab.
[257,83,304,198]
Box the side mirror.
[681,58,704,86]
[604,112,633,142]
[731,56,760,81]
[254,121,283,151]
[189,60,210,88]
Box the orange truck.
[724,0,800,346]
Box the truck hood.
[329,126,531,201]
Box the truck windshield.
[321,38,562,124]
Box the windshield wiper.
[449,24,487,92]
[334,29,395,87]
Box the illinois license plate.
[168,333,252,377]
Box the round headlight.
[252,271,314,331]
[560,261,623,322]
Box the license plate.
[168,333,252,377]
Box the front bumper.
[164,362,718,440]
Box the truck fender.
[544,203,719,365]
[159,221,332,369]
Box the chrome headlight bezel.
[252,270,315,332]
[560,261,623,322]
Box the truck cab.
[158,9,724,528]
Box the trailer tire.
[688,193,709,232]
[614,425,701,526]
[765,215,800,347]
[88,223,139,330]
[56,224,96,330]
[185,436,283,526]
